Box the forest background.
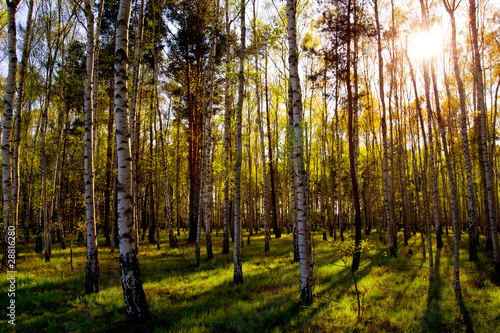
[0,0,499,331]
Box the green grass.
[1,229,499,332]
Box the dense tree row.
[1,0,499,320]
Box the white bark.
[92,0,105,152]
[233,0,245,283]
[422,58,443,252]
[204,3,218,261]
[158,106,176,249]
[405,49,434,282]
[222,0,231,255]
[114,0,151,321]
[2,0,20,268]
[469,0,499,279]
[374,0,395,257]
[288,0,313,304]
[443,0,477,261]
[288,82,299,262]
[13,0,34,240]
[430,60,461,294]
[253,0,270,252]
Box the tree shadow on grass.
[420,248,442,333]
[128,268,304,333]
[456,292,474,333]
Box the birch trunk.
[421,59,443,253]
[40,49,55,260]
[155,70,177,249]
[346,0,362,272]
[430,60,461,294]
[288,0,313,304]
[195,103,205,266]
[334,67,343,243]
[346,5,361,272]
[2,0,20,269]
[114,0,151,321]
[288,81,299,262]
[92,0,105,152]
[469,0,499,280]
[253,0,270,252]
[204,3,218,261]
[405,49,434,281]
[84,0,100,294]
[222,0,231,255]
[265,54,280,240]
[13,0,34,242]
[374,0,396,257]
[233,0,245,283]
[104,77,115,247]
[130,0,145,252]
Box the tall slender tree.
[130,0,145,251]
[222,0,231,255]
[430,60,461,294]
[114,0,151,321]
[347,0,362,271]
[253,0,270,252]
[443,0,478,261]
[405,47,434,282]
[84,0,100,294]
[373,0,396,258]
[233,0,246,284]
[13,0,35,244]
[288,0,313,304]
[468,0,499,280]
[2,0,21,270]
[288,80,300,262]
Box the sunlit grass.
[1,228,499,332]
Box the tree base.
[390,246,397,258]
[35,236,43,253]
[494,261,500,284]
[485,238,493,251]
[120,253,152,322]
[300,285,313,305]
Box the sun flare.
[407,26,443,61]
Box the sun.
[407,26,443,62]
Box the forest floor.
[1,228,499,332]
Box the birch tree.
[443,0,478,261]
[84,0,100,294]
[468,0,500,281]
[373,0,396,258]
[288,81,300,262]
[233,0,246,283]
[130,0,145,251]
[287,0,313,304]
[405,48,434,282]
[253,0,270,252]
[2,0,20,269]
[13,0,35,244]
[347,0,362,271]
[158,104,177,249]
[114,0,151,321]
[204,1,218,261]
[430,60,461,294]
[222,0,231,255]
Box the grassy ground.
[1,228,499,332]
